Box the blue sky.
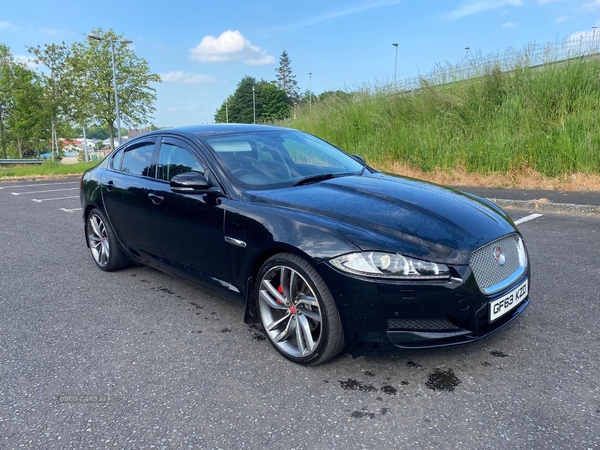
[1,0,599,127]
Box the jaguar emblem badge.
[493,246,506,266]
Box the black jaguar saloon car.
[80,124,530,365]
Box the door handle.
[105,180,114,192]
[148,193,164,205]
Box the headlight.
[329,252,450,280]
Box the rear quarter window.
[119,143,156,177]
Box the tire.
[255,252,345,365]
[86,208,128,272]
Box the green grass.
[290,58,600,177]
[0,160,99,178]
[5,57,600,181]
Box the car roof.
[146,124,292,139]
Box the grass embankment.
[291,58,600,190]
[0,161,99,179]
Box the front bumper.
[317,262,530,349]
[386,298,529,348]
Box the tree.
[0,45,53,159]
[7,64,49,158]
[214,94,234,123]
[274,50,300,105]
[0,44,17,159]
[28,42,75,160]
[216,76,258,124]
[85,124,110,140]
[318,90,352,102]
[214,77,290,124]
[70,28,161,149]
[260,83,290,121]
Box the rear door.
[101,138,158,257]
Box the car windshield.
[201,130,364,189]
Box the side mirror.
[170,172,220,194]
[350,153,377,173]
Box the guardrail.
[0,159,44,166]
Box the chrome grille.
[470,234,526,295]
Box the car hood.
[243,173,517,264]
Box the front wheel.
[256,253,345,365]
[86,208,128,272]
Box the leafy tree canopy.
[1,30,161,158]
[70,28,161,149]
[214,76,290,124]
[84,123,111,140]
[0,44,54,158]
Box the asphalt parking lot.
[0,177,598,449]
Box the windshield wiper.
[292,173,335,186]
[292,170,366,187]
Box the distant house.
[61,139,82,152]
[100,136,129,150]
[128,127,153,138]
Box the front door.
[144,137,232,286]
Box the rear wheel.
[86,208,127,272]
[256,253,345,365]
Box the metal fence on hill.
[393,34,600,93]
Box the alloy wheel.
[88,213,110,267]
[258,265,323,358]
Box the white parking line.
[0,181,77,190]
[12,187,79,195]
[60,207,82,213]
[31,196,79,203]
[514,213,544,225]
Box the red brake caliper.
[277,284,296,314]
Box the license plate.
[489,279,528,322]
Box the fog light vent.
[388,318,462,331]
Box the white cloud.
[160,71,216,84]
[38,27,64,36]
[503,21,518,28]
[447,0,522,20]
[165,105,198,114]
[14,54,38,69]
[567,27,600,40]
[584,0,600,10]
[0,21,19,31]
[268,0,404,31]
[554,15,568,23]
[189,30,275,66]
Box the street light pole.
[392,43,398,86]
[88,33,132,148]
[252,85,256,124]
[308,72,312,110]
[109,40,124,146]
[83,125,89,162]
